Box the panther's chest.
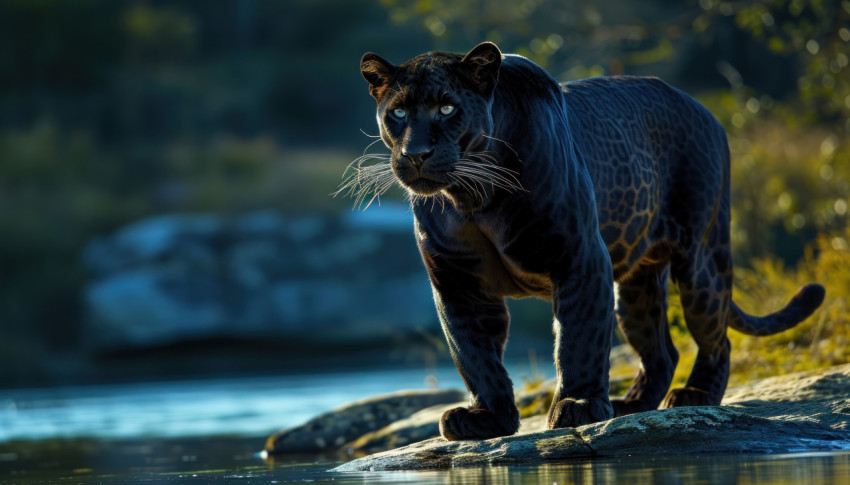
[418,201,562,298]
[473,215,556,298]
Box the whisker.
[340,155,390,179]
[459,159,521,181]
[458,154,524,184]
[333,152,399,210]
[340,137,526,211]
[481,134,521,161]
[361,138,384,154]
[462,152,515,171]
[446,174,476,202]
[448,173,485,203]
[454,171,505,195]
[465,152,501,165]
[460,175,487,201]
[454,170,516,193]
[454,162,525,193]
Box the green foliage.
[123,3,197,63]
[379,0,687,75]
[726,230,850,383]
[0,120,350,382]
[0,0,125,90]
[696,0,850,128]
[0,0,848,386]
[163,139,354,213]
[0,123,148,381]
[695,89,849,264]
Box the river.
[1,366,849,483]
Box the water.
[1,367,849,483]
[4,442,849,483]
[0,367,470,442]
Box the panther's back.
[561,76,729,279]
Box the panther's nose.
[402,147,434,168]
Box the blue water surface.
[2,365,849,483]
[0,366,477,442]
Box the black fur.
[354,42,824,440]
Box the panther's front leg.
[548,241,616,429]
[432,287,520,441]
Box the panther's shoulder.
[559,75,706,119]
[561,75,677,95]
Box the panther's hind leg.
[663,242,732,408]
[611,265,679,416]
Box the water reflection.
[2,369,849,483]
[2,436,849,483]
[354,453,850,484]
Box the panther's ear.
[361,52,396,99]
[459,42,502,95]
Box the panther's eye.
[392,108,407,119]
[439,104,455,116]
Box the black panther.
[345,42,825,440]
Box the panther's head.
[347,42,520,213]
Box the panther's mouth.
[394,162,450,195]
[403,175,448,195]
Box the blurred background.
[0,0,847,390]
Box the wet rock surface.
[328,365,850,471]
[265,388,467,454]
[264,377,561,458]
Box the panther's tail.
[728,283,826,336]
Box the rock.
[82,204,436,351]
[274,381,559,457]
[343,401,465,455]
[332,364,850,471]
[267,349,634,458]
[265,388,467,454]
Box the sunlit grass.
[726,231,850,384]
[610,229,850,392]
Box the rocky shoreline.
[265,364,850,471]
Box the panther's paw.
[547,397,613,429]
[439,407,517,441]
[661,387,714,408]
